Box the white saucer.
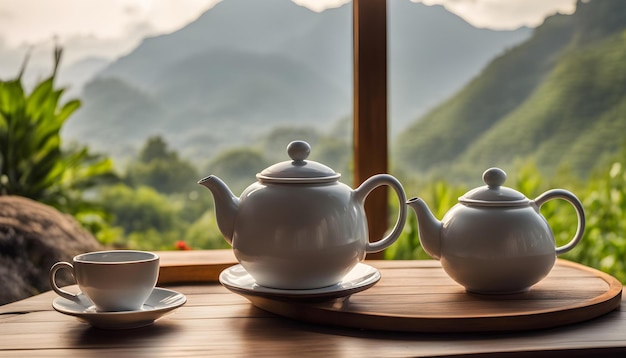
[219,263,381,301]
[52,287,187,329]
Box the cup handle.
[354,174,408,253]
[49,262,80,303]
[534,189,586,255]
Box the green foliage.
[91,180,221,250]
[386,180,467,260]
[126,136,199,194]
[0,47,116,212]
[139,136,171,163]
[87,135,219,250]
[95,183,201,250]
[558,160,626,283]
[125,229,186,251]
[204,147,268,194]
[75,210,124,247]
[183,211,230,250]
[99,184,181,234]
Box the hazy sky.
[0,0,577,75]
[0,0,576,45]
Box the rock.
[0,196,102,305]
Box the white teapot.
[198,140,407,289]
[407,167,585,294]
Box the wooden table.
[1,250,625,357]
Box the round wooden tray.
[235,259,623,333]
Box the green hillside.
[395,0,626,182]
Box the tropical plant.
[0,47,116,212]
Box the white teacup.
[49,250,160,312]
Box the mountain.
[388,1,531,132]
[97,0,322,90]
[57,56,110,98]
[61,0,530,164]
[395,0,626,182]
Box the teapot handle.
[354,174,407,253]
[534,189,586,255]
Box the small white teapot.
[199,140,407,289]
[407,167,585,294]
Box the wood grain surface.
[1,251,625,357]
[239,259,622,333]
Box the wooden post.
[353,0,388,259]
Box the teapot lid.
[459,168,530,206]
[257,140,341,184]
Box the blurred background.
[2,0,625,283]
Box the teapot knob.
[287,140,311,162]
[483,167,507,188]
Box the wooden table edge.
[155,250,623,326]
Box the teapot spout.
[197,175,239,245]
[406,197,442,260]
